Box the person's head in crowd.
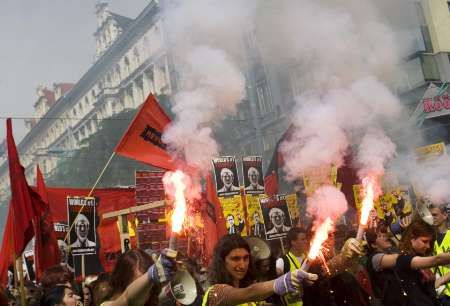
[399,219,435,256]
[247,167,260,187]
[220,168,235,189]
[24,280,42,306]
[74,214,90,242]
[41,265,74,290]
[90,273,112,306]
[269,208,286,229]
[40,285,80,306]
[81,275,97,306]
[286,227,308,255]
[429,204,448,228]
[110,249,159,305]
[209,234,255,288]
[366,225,395,253]
[57,240,69,265]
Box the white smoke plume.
[307,185,348,225]
[256,0,406,181]
[161,0,255,173]
[356,128,397,180]
[162,46,245,170]
[392,150,450,205]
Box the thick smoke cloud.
[307,186,348,226]
[161,0,255,173]
[259,0,405,181]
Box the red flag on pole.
[0,204,15,288]
[34,165,60,280]
[6,118,43,255]
[114,94,177,170]
[202,173,227,263]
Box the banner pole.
[81,255,86,282]
[87,152,116,197]
[17,256,27,306]
[279,238,285,254]
[64,152,116,242]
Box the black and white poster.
[259,195,293,240]
[242,156,265,195]
[67,197,97,256]
[212,156,240,197]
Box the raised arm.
[205,270,318,306]
[104,250,177,306]
[410,253,450,270]
[375,252,450,271]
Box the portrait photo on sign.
[212,156,240,197]
[259,196,293,240]
[242,156,265,195]
[67,197,97,256]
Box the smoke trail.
[356,128,397,180]
[161,0,255,173]
[254,0,405,180]
[307,185,348,226]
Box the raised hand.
[147,249,177,284]
[273,269,318,296]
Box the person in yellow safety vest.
[202,234,318,306]
[430,204,450,306]
[276,227,309,306]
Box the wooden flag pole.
[64,152,116,243]
[17,256,27,306]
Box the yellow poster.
[285,194,300,227]
[354,184,412,226]
[303,165,339,196]
[415,142,446,161]
[220,195,247,236]
[246,194,265,238]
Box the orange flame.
[163,170,188,233]
[359,176,375,226]
[308,217,333,260]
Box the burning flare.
[163,170,188,233]
[359,176,375,227]
[308,217,333,260]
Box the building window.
[414,2,433,53]
[256,80,274,116]
[448,1,450,11]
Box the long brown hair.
[209,234,255,287]
[399,220,435,256]
[110,249,160,305]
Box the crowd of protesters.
[3,202,450,306]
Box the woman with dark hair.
[101,248,177,306]
[368,219,450,306]
[40,285,80,306]
[203,234,318,306]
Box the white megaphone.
[158,270,197,305]
[417,196,434,225]
[245,236,271,261]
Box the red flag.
[34,165,60,280]
[0,205,15,288]
[202,173,227,263]
[114,94,177,170]
[6,118,44,255]
[264,126,292,196]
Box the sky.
[0,0,150,243]
[0,0,149,144]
